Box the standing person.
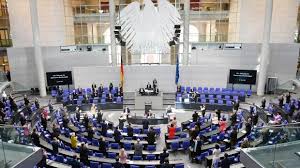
[142,119,149,132]
[79,143,89,166]
[159,148,169,164]
[19,113,26,126]
[101,122,108,136]
[41,113,48,130]
[201,105,206,118]
[70,133,78,149]
[34,98,40,109]
[168,124,176,139]
[191,136,202,161]
[118,115,126,130]
[83,114,89,129]
[51,138,60,155]
[219,118,227,133]
[97,109,103,124]
[230,128,238,149]
[261,97,266,109]
[147,127,156,145]
[87,126,94,141]
[48,100,54,114]
[24,95,30,106]
[31,128,40,146]
[286,92,291,104]
[127,123,133,137]
[252,111,259,126]
[230,112,237,126]
[245,118,252,136]
[114,127,122,144]
[192,111,199,122]
[52,124,60,139]
[216,109,221,121]
[220,153,231,168]
[212,144,221,168]
[98,136,107,155]
[70,155,81,168]
[233,100,240,111]
[119,148,127,164]
[134,139,143,156]
[76,108,81,122]
[109,83,114,92]
[279,95,284,107]
[153,78,158,89]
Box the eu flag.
[175,54,180,85]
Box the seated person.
[146,82,152,89]
[268,112,282,125]
[139,88,145,95]
[107,93,113,102]
[176,85,181,93]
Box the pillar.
[29,0,46,97]
[109,0,117,65]
[183,0,190,65]
[257,0,273,96]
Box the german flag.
[120,55,124,87]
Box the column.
[257,0,273,96]
[109,0,117,65]
[29,0,46,97]
[183,0,190,65]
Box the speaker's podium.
[134,91,163,110]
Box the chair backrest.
[110,143,120,149]
[175,163,184,168]
[147,145,156,151]
[102,163,112,168]
[182,140,190,150]
[171,142,179,150]
[132,155,143,160]
[95,152,104,158]
[130,165,140,168]
[90,161,99,168]
[146,154,156,160]
[56,154,64,163]
[107,152,116,158]
[124,142,132,150]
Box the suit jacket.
[127,126,133,137]
[134,143,143,156]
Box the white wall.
[73,65,228,92]
[7,46,110,88]
[239,0,298,43]
[7,0,65,47]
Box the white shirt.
[2,92,7,98]
[212,148,221,161]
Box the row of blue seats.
[49,154,184,168]
[177,97,234,106]
[177,94,239,100]
[62,96,123,104]
[52,87,120,97]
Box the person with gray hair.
[134,139,143,156]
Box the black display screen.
[46,71,73,86]
[229,69,257,85]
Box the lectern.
[145,102,152,113]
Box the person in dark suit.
[20,113,26,126]
[220,153,231,168]
[24,95,30,106]
[261,97,266,109]
[286,92,291,104]
[62,115,70,128]
[146,82,152,89]
[192,111,199,122]
[142,119,149,131]
[37,149,47,168]
[230,128,238,149]
[83,114,89,129]
[230,112,237,126]
[127,123,133,137]
[191,136,202,160]
[97,110,103,124]
[114,127,122,144]
[51,138,59,155]
[98,136,107,155]
[0,100,4,109]
[161,159,172,168]
[109,83,114,92]
[87,126,94,141]
[233,100,239,111]
[159,148,169,164]
[11,100,18,113]
[245,118,252,136]
[147,127,156,145]
[113,157,124,168]
[289,103,296,117]
[92,84,97,93]
[252,111,258,126]
[70,155,81,168]
[101,122,108,136]
[134,139,143,156]
[34,98,40,109]
[216,109,221,121]
[279,95,284,107]
[123,106,130,114]
[139,88,145,95]
[79,143,89,166]
[52,123,60,139]
[31,128,40,146]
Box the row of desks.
[40,138,183,166]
